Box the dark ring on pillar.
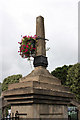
[33,55,48,67]
[36,37,49,41]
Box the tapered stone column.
[36,16,46,56]
[33,16,48,67]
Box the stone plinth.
[11,104,68,118]
[2,66,74,119]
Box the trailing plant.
[18,35,37,60]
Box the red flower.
[34,35,37,37]
[18,34,37,59]
[33,48,36,50]
[18,42,21,44]
[23,35,27,38]
[26,45,29,48]
[21,47,24,50]
[22,45,25,47]
[25,49,28,52]
[28,35,30,38]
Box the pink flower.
[30,46,32,49]
[22,45,25,47]
[33,37,36,39]
[26,45,29,48]
[21,47,24,50]
[25,49,28,52]
[28,35,30,38]
[34,35,37,37]
[18,42,21,44]
[23,35,27,38]
[33,48,36,50]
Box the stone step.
[4,93,70,102]
[8,81,70,93]
[6,99,70,105]
[20,75,61,85]
[3,87,74,98]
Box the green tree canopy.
[66,63,80,101]
[2,74,22,91]
[51,65,72,85]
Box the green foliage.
[2,74,22,91]
[0,83,2,96]
[1,74,22,116]
[51,65,72,85]
[51,63,80,101]
[66,63,80,101]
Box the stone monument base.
[11,104,68,119]
[2,67,74,119]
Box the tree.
[66,63,80,101]
[2,74,22,91]
[51,65,72,85]
[1,74,22,117]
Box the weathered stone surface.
[36,16,46,56]
[20,66,61,85]
[3,86,74,105]
[11,104,68,118]
[2,66,74,118]
[3,85,73,98]
[8,81,69,93]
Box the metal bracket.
[36,36,49,41]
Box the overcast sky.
[0,0,79,82]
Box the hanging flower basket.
[18,35,37,60]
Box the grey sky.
[0,0,78,82]
[78,1,80,62]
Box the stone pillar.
[36,16,46,56]
[33,16,48,67]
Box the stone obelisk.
[2,16,74,119]
[36,16,46,56]
[33,16,48,67]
